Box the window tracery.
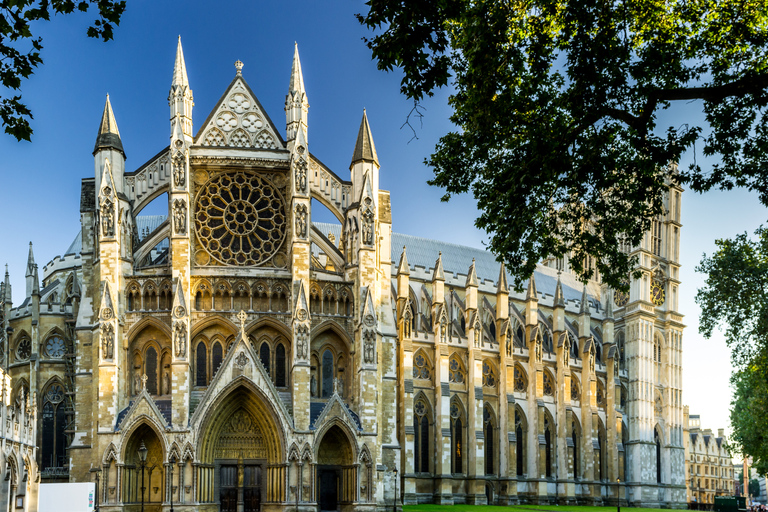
[482,360,496,388]
[514,366,527,392]
[450,399,463,474]
[449,355,465,384]
[16,337,30,361]
[543,371,554,396]
[571,378,580,402]
[413,398,430,473]
[41,382,67,470]
[45,335,66,359]
[412,351,432,380]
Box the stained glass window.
[515,410,525,476]
[212,342,223,376]
[145,347,158,395]
[449,356,465,384]
[260,343,271,375]
[484,405,494,475]
[482,361,496,388]
[412,352,431,380]
[41,383,67,469]
[196,342,207,386]
[276,343,286,387]
[322,349,334,398]
[414,399,430,473]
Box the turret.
[169,36,194,142]
[94,95,125,195]
[578,284,591,338]
[285,43,308,143]
[432,252,445,305]
[350,110,380,204]
[496,262,509,322]
[525,274,538,326]
[465,258,478,311]
[397,246,410,300]
[25,242,35,298]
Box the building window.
[449,355,465,384]
[259,342,271,375]
[543,371,554,396]
[482,361,496,388]
[275,343,286,387]
[572,420,580,479]
[145,347,158,395]
[321,349,334,397]
[196,342,207,387]
[651,218,662,256]
[655,428,662,483]
[414,398,430,473]
[41,383,67,469]
[514,366,527,392]
[412,351,432,380]
[212,341,223,376]
[516,410,525,476]
[450,400,463,474]
[544,416,553,478]
[484,405,494,475]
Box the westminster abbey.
[0,39,686,511]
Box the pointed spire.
[397,246,410,276]
[294,280,309,317]
[580,284,590,315]
[100,281,114,313]
[289,42,306,98]
[25,242,35,277]
[71,271,81,299]
[93,95,125,156]
[466,258,478,287]
[526,274,537,301]
[497,261,508,294]
[172,278,186,315]
[604,288,614,319]
[351,109,379,166]
[554,272,565,308]
[433,252,445,281]
[3,265,10,302]
[172,36,189,88]
[32,265,39,297]
[361,286,377,326]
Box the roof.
[93,95,125,156]
[351,110,378,166]
[312,222,601,310]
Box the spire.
[580,284,590,315]
[3,264,11,302]
[351,109,379,167]
[397,246,410,276]
[32,265,39,297]
[526,274,537,301]
[466,258,478,287]
[497,261,508,294]
[433,252,445,281]
[554,272,565,307]
[93,95,125,156]
[25,242,35,277]
[289,42,306,98]
[172,36,189,88]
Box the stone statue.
[173,199,187,234]
[133,369,141,395]
[295,162,307,193]
[295,204,307,238]
[173,152,185,187]
[310,375,317,397]
[101,200,114,237]
[363,330,375,364]
[174,322,187,358]
[163,371,171,395]
[101,323,114,360]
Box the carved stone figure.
[363,330,375,364]
[296,324,309,359]
[310,375,317,397]
[163,371,171,395]
[173,199,187,234]
[101,199,114,237]
[174,321,187,357]
[295,204,307,238]
[173,152,185,187]
[534,337,542,363]
[133,369,141,395]
[101,323,114,360]
[295,161,307,193]
[361,209,374,245]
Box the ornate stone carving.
[295,203,307,238]
[172,150,185,188]
[101,307,113,321]
[363,330,376,364]
[295,324,309,359]
[361,198,374,246]
[295,158,307,193]
[235,351,249,368]
[173,199,187,235]
[101,323,114,360]
[174,322,187,358]
[100,197,114,237]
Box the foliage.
[750,478,762,497]
[358,0,768,289]
[698,226,768,473]
[0,0,126,141]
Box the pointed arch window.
[514,366,527,392]
[196,342,207,387]
[482,360,496,388]
[543,371,554,396]
[41,383,67,469]
[515,409,525,476]
[275,343,286,387]
[449,355,465,384]
[321,349,334,398]
[515,325,525,348]
[412,351,432,380]
[655,428,662,483]
[212,341,223,377]
[597,420,606,481]
[484,404,494,475]
[145,346,158,395]
[413,398,430,473]
[572,420,580,479]
[450,400,463,474]
[544,416,554,478]
[259,342,271,375]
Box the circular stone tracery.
[195,171,286,266]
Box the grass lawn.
[404,505,674,512]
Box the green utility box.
[714,496,747,512]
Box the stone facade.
[683,408,734,507]
[0,39,686,511]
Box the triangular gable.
[116,388,169,431]
[195,76,286,150]
[189,327,293,431]
[312,390,362,432]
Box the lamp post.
[169,454,175,512]
[90,468,101,512]
[138,441,148,512]
[393,468,398,512]
[617,478,620,512]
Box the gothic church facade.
[0,40,686,511]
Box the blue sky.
[0,1,763,443]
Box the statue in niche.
[174,322,187,357]
[101,323,114,360]
[363,330,375,364]
[534,337,542,363]
[163,371,171,395]
[295,204,307,238]
[361,208,374,245]
[100,199,114,237]
[133,369,141,395]
[310,375,317,397]
[173,152,185,187]
[295,160,307,193]
[296,325,309,359]
[173,200,187,234]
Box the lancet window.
[413,398,430,473]
[544,415,554,478]
[515,409,526,476]
[482,360,496,388]
[449,355,465,384]
[483,404,495,475]
[450,399,464,474]
[41,381,67,470]
[412,351,432,381]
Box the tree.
[697,226,768,474]
[1,0,126,141]
[750,478,761,498]
[357,0,768,289]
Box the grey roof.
[313,222,600,309]
[65,232,82,257]
[351,110,378,166]
[93,95,124,156]
[65,215,170,258]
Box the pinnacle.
[25,242,35,277]
[93,95,125,156]
[497,261,509,294]
[173,36,190,87]
[351,109,379,167]
[289,43,306,97]
[397,246,410,276]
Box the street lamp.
[617,478,621,512]
[138,441,148,512]
[168,454,176,512]
[393,468,398,512]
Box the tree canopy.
[697,226,768,473]
[358,0,768,289]
[1,0,126,141]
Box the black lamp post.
[169,454,175,512]
[393,468,398,512]
[617,478,620,512]
[138,441,148,512]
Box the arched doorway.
[197,382,286,512]
[316,425,354,512]
[123,423,165,511]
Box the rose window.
[195,171,287,266]
[45,336,66,358]
[16,338,30,361]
